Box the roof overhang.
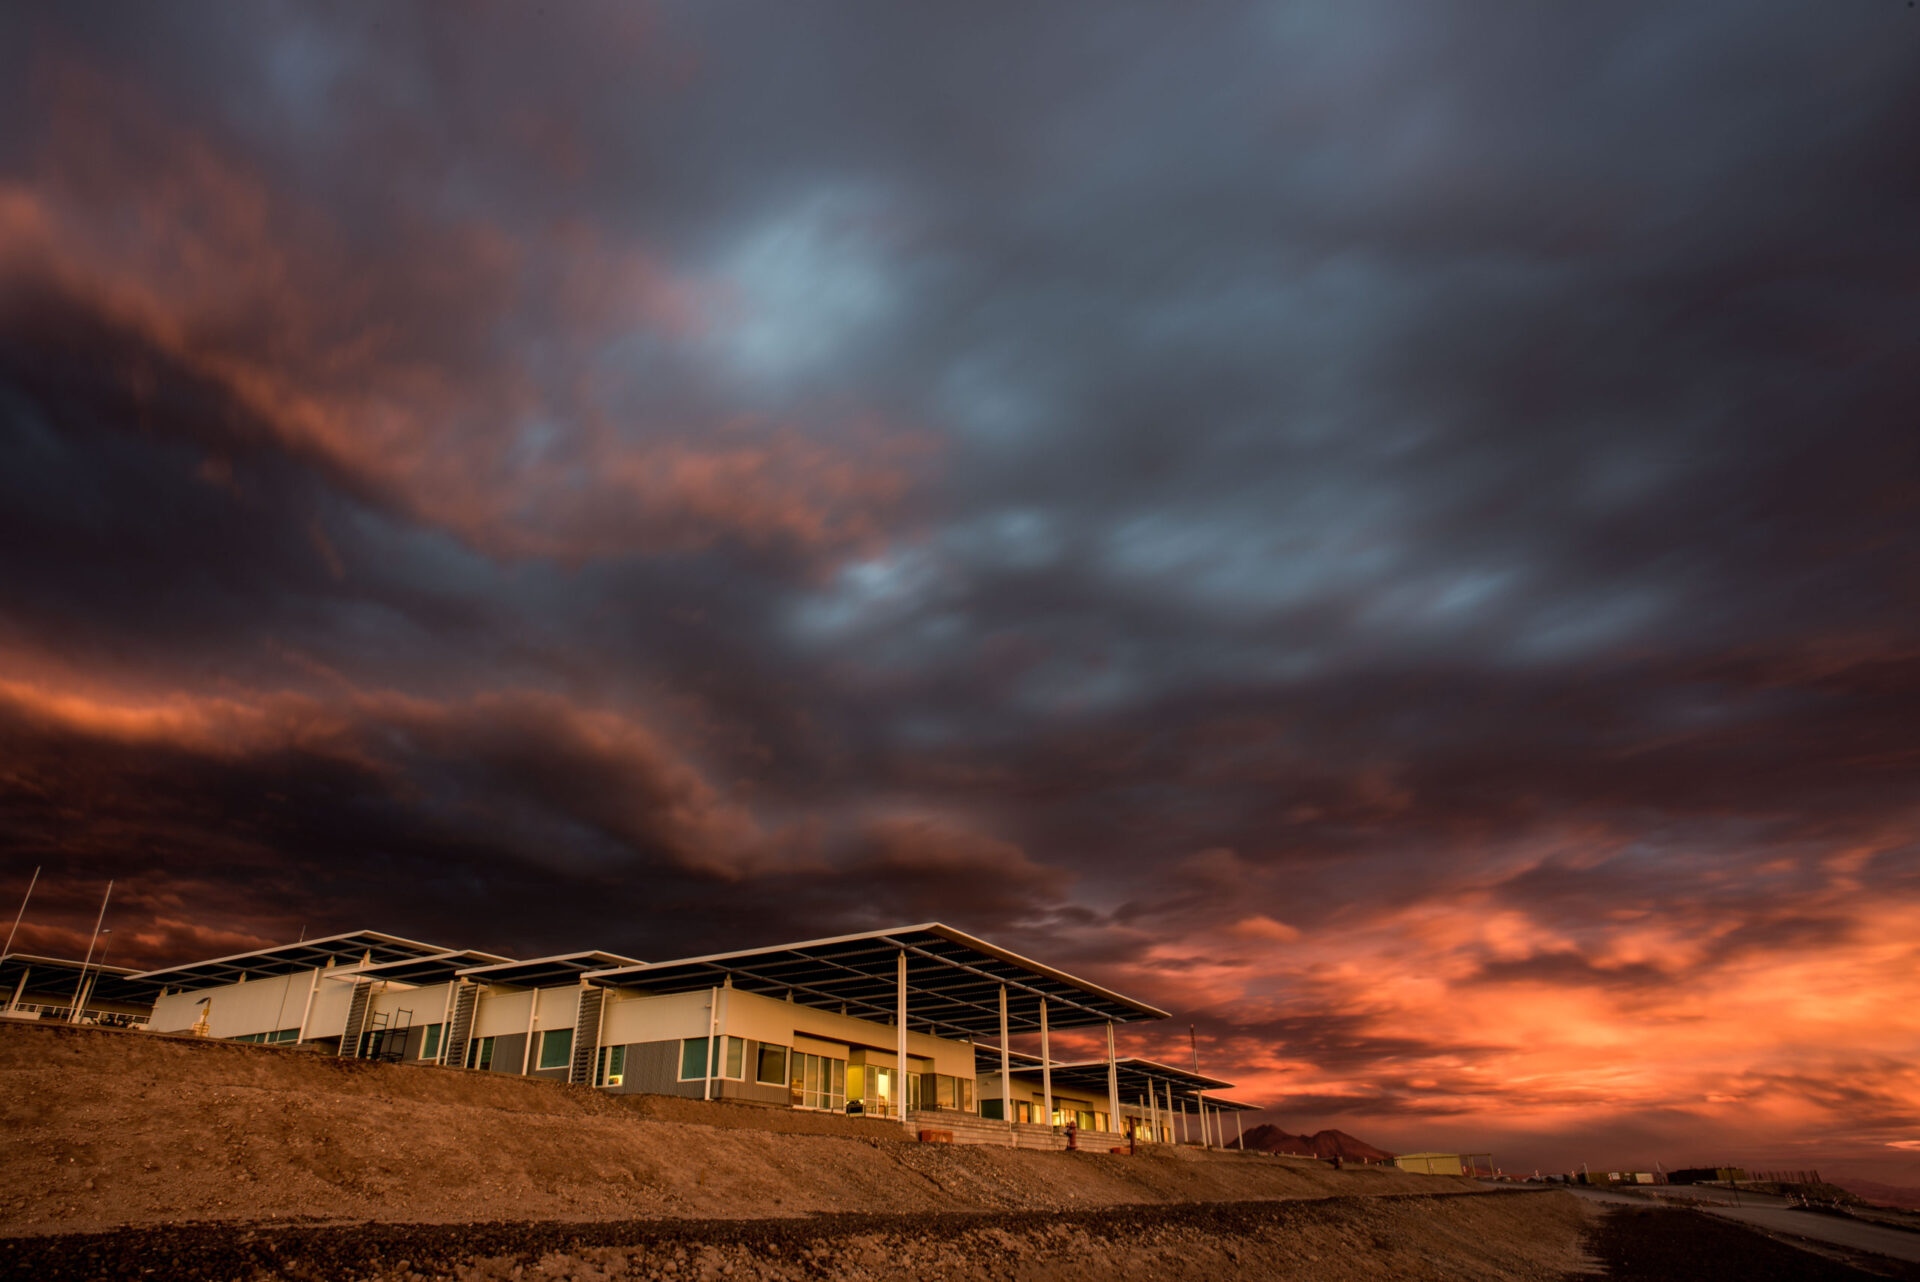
[588,923,1168,1041]
[320,949,515,987]
[1,953,155,1009]
[130,931,456,989]
[459,951,643,989]
[1001,1056,1239,1103]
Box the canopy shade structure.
[459,951,642,989]
[972,1042,1049,1075]
[131,930,454,990]
[1205,1096,1262,1113]
[590,923,1168,1040]
[321,949,514,987]
[2,953,156,1010]
[1004,1057,1238,1105]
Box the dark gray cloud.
[2,0,1918,1177]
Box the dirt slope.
[2,1023,1480,1237]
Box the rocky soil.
[1,1192,1592,1281]
[2,1022,1477,1237]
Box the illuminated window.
[597,1044,626,1087]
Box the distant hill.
[1234,1124,1395,1163]
[1836,1179,1920,1212]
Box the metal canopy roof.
[459,951,642,989]
[2,953,157,1009]
[323,949,514,987]
[1003,1057,1238,1103]
[131,930,455,990]
[972,1043,1050,1074]
[589,924,1168,1040]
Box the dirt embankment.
[0,1022,1601,1279]
[3,1022,1484,1238]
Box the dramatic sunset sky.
[3,3,1917,1186]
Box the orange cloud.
[1,52,927,568]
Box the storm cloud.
[2,2,1917,1180]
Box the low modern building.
[1396,1152,1495,1176]
[1,952,154,1027]
[122,921,1262,1149]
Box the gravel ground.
[0,1191,1588,1282]
[1,1023,1469,1236]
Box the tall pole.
[68,880,112,1023]
[703,986,719,1101]
[895,949,910,1125]
[3,865,39,957]
[998,984,1012,1137]
[1105,1021,1121,1135]
[1189,1023,1209,1149]
[1038,997,1053,1131]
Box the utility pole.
[69,880,113,1023]
[1189,1024,1208,1150]
[4,865,39,957]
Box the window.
[980,1098,1003,1120]
[1015,1101,1031,1125]
[468,1035,495,1070]
[756,1044,788,1086]
[680,1036,747,1082]
[934,1074,972,1112]
[597,1044,626,1087]
[420,1024,443,1060]
[538,1028,573,1070]
[787,1052,847,1111]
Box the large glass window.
[420,1024,443,1060]
[756,1044,788,1086]
[538,1028,573,1070]
[933,1075,973,1111]
[680,1036,747,1081]
[787,1052,847,1111]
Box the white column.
[1105,1021,1120,1135]
[1148,1085,1159,1143]
[703,985,719,1101]
[6,967,27,1012]
[520,990,538,1074]
[1235,1111,1244,1148]
[1038,997,1053,1131]
[296,970,322,1045]
[592,982,612,1085]
[896,949,910,1126]
[998,984,1012,1137]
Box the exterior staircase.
[338,981,373,1058]
[569,985,603,1085]
[443,982,479,1068]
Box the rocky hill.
[1234,1124,1396,1163]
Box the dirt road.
[1567,1187,1920,1278]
